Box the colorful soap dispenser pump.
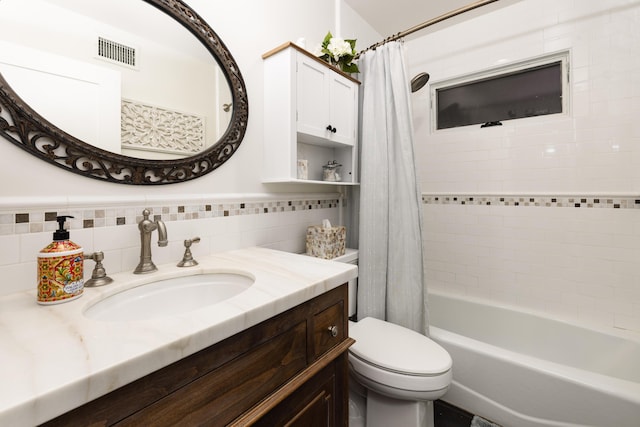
[37,215,84,304]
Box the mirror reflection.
[0,0,233,160]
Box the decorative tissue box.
[306,225,346,259]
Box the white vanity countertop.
[0,247,357,426]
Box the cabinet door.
[285,379,334,427]
[296,53,357,146]
[252,364,337,427]
[328,74,357,146]
[297,55,330,139]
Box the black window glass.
[436,61,563,130]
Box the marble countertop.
[0,247,357,426]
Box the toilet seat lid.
[349,317,451,376]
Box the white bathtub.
[428,292,640,427]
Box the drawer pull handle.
[327,325,339,337]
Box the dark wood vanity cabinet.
[43,284,352,427]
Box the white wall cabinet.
[262,42,360,184]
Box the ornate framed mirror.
[0,0,248,185]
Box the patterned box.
[306,225,346,259]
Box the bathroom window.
[432,52,569,130]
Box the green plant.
[316,31,359,73]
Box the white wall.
[0,41,122,153]
[408,0,640,335]
[0,0,380,197]
[0,1,380,297]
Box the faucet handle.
[177,237,200,267]
[185,237,201,247]
[84,251,114,287]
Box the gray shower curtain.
[356,41,428,335]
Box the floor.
[434,400,474,427]
[350,398,494,427]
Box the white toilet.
[333,249,452,427]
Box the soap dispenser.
[37,215,84,304]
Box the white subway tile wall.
[0,196,342,297]
[423,195,640,333]
[410,0,640,335]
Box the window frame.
[430,51,570,132]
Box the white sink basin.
[84,272,254,321]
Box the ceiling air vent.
[97,37,136,67]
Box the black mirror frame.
[0,0,248,185]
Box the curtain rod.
[357,0,500,57]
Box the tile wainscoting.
[0,193,343,296]
[423,194,640,209]
[1,196,341,235]
[423,193,640,335]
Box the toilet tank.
[331,248,358,318]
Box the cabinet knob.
[326,125,337,133]
[327,325,339,337]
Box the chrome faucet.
[134,209,168,274]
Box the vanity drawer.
[312,301,345,359]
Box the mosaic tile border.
[0,198,341,236]
[422,194,640,209]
